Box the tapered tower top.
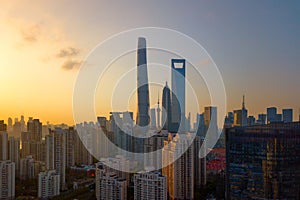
[138,37,146,49]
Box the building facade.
[0,161,15,200]
[134,171,167,200]
[95,162,127,200]
[38,170,60,199]
[162,133,194,200]
[226,122,300,199]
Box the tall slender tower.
[171,59,186,132]
[162,82,172,131]
[136,37,150,127]
[157,95,161,129]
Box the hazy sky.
[1,0,299,125]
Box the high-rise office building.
[196,113,205,137]
[0,131,8,161]
[204,106,218,142]
[136,37,150,127]
[95,162,127,200]
[38,170,60,199]
[233,96,248,127]
[134,171,167,200]
[282,108,293,123]
[162,133,194,200]
[267,107,283,123]
[224,112,234,128]
[226,122,300,199]
[171,59,186,132]
[0,161,15,200]
[27,118,42,142]
[162,82,172,131]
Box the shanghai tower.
[136,37,150,127]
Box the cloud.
[56,47,80,58]
[61,59,82,70]
[20,24,41,43]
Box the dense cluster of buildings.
[0,37,299,199]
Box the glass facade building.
[226,122,300,199]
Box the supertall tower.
[136,37,150,127]
[171,59,186,132]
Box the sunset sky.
[1,1,299,125]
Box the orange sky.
[1,1,299,125]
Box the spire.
[242,95,245,109]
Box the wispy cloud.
[61,59,82,71]
[20,24,41,43]
[56,47,80,58]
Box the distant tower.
[171,59,186,132]
[150,108,156,128]
[242,95,248,126]
[136,37,150,127]
[162,82,172,130]
[157,95,161,129]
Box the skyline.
[1,1,300,124]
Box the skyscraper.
[226,122,300,199]
[282,108,293,123]
[267,107,282,123]
[162,82,172,131]
[171,59,186,132]
[204,106,218,142]
[233,96,248,127]
[136,37,150,127]
[0,161,15,200]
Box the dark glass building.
[162,82,172,131]
[226,122,300,199]
[136,37,150,127]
